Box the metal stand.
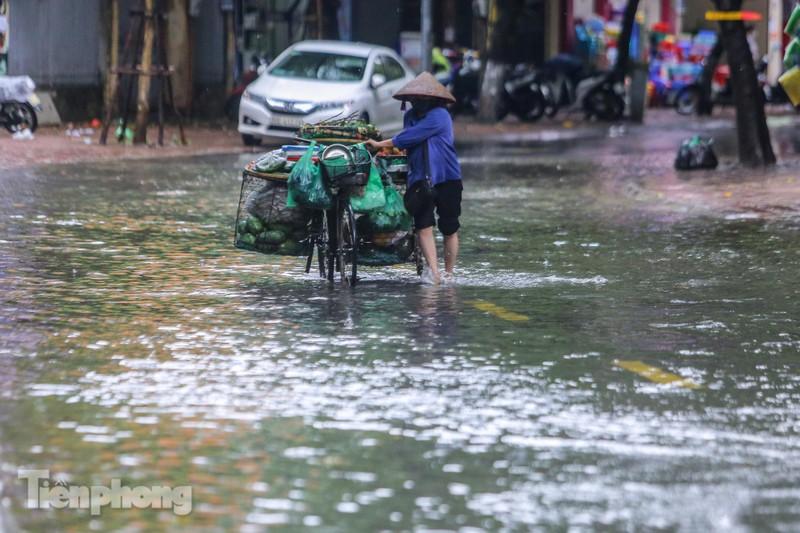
[100,3,186,146]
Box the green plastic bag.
[350,162,386,213]
[368,185,412,231]
[287,141,333,210]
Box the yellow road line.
[615,360,702,389]
[467,300,529,322]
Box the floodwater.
[1,130,800,532]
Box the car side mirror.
[371,73,387,88]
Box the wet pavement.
[1,109,800,531]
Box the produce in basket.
[235,177,313,256]
[252,149,288,173]
[246,181,313,227]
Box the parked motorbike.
[501,65,547,122]
[0,76,41,134]
[448,49,482,116]
[501,55,624,122]
[570,71,627,121]
[674,57,781,115]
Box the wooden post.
[100,0,120,145]
[133,0,154,144]
[224,9,235,95]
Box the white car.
[238,40,416,146]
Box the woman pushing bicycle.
[366,72,463,285]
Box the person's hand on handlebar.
[364,138,394,152]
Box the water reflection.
[2,152,800,531]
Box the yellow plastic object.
[779,66,800,106]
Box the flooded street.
[2,131,800,531]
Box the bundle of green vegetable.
[297,112,382,141]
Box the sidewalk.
[0,122,252,170]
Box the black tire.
[675,85,701,116]
[511,87,546,122]
[335,200,358,286]
[242,134,262,147]
[584,88,624,121]
[305,212,328,278]
[2,102,38,133]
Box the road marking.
[467,300,529,322]
[614,360,702,389]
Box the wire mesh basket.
[234,170,314,256]
[319,144,373,188]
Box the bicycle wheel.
[336,199,358,286]
[304,211,328,278]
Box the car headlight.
[243,90,267,107]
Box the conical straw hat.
[393,71,456,103]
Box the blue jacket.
[391,107,462,186]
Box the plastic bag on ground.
[675,136,718,171]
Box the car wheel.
[242,134,262,147]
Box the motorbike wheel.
[675,85,701,116]
[2,102,38,134]
[584,88,624,121]
[511,87,546,122]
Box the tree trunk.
[713,0,775,166]
[476,0,525,122]
[698,39,724,116]
[134,0,154,145]
[103,0,120,123]
[611,0,640,83]
[167,0,191,112]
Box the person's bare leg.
[418,227,440,282]
[443,232,459,275]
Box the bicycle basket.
[319,144,372,187]
[234,170,313,256]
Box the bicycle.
[302,143,371,287]
[304,144,423,286]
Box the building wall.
[193,0,225,84]
[8,0,102,86]
[353,0,402,49]
[7,0,223,88]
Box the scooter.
[0,76,41,134]
[569,71,626,121]
[501,65,547,122]
[448,49,482,116]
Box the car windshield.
[270,51,368,82]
